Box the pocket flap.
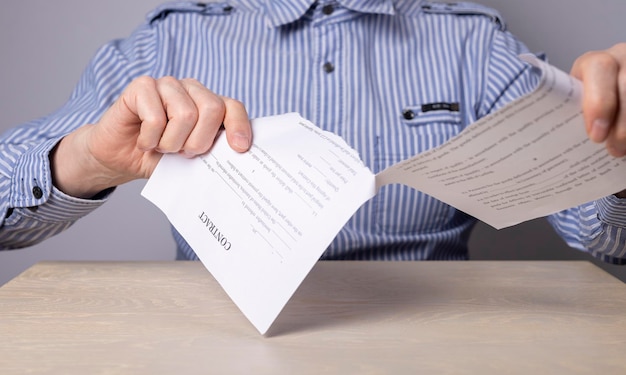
[401,104,462,126]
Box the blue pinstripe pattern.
[2,0,626,263]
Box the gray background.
[1,0,625,285]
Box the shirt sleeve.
[482,27,626,265]
[0,21,158,250]
[548,197,626,264]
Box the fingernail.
[590,119,609,142]
[232,132,250,151]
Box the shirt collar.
[261,0,398,27]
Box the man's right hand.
[51,76,251,199]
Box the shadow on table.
[265,261,445,337]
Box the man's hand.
[52,76,251,198]
[572,43,626,197]
[571,43,626,157]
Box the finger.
[571,51,619,144]
[178,79,228,156]
[152,76,200,153]
[119,76,168,151]
[221,97,251,152]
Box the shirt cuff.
[595,195,626,228]
[8,137,113,221]
[32,185,113,222]
[9,138,59,209]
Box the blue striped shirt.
[2,0,626,263]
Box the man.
[1,1,625,263]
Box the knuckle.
[181,77,202,86]
[200,96,227,116]
[132,75,156,87]
[576,50,617,74]
[157,75,179,86]
[593,52,618,71]
[221,96,244,109]
[227,98,245,111]
[142,112,167,127]
[175,108,199,125]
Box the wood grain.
[0,261,624,374]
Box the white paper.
[142,56,626,334]
[142,113,375,334]
[376,54,626,228]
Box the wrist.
[51,125,120,199]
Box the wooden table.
[0,261,625,374]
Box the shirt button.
[322,4,334,15]
[323,62,335,73]
[402,109,415,120]
[32,186,43,199]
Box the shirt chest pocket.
[379,103,465,166]
[372,104,465,235]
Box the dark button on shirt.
[402,109,415,120]
[323,62,335,73]
[32,186,43,199]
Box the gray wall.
[1,0,625,285]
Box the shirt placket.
[310,1,344,137]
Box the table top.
[1,260,625,374]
